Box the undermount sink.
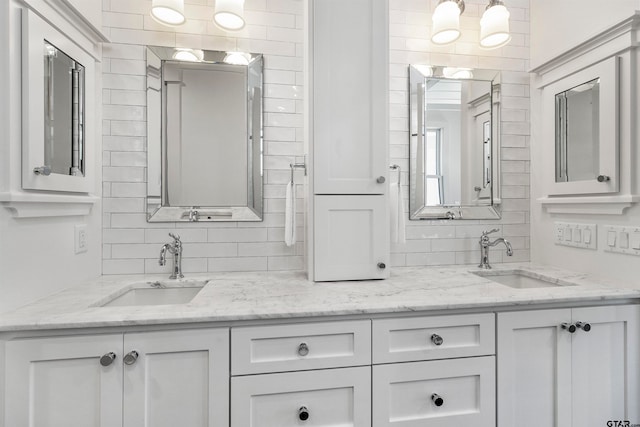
[472,270,575,289]
[99,281,207,307]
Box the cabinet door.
[123,328,229,427]
[231,366,371,427]
[571,305,640,427]
[312,0,388,195]
[373,356,495,427]
[497,309,573,427]
[5,334,123,427]
[314,195,389,281]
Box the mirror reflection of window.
[425,129,444,205]
[43,40,85,176]
[555,78,600,183]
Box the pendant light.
[214,0,246,31]
[431,0,465,45]
[151,0,186,26]
[480,0,512,49]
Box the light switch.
[607,231,617,247]
[631,232,640,250]
[619,232,629,249]
[573,229,582,243]
[583,229,592,244]
[565,226,572,242]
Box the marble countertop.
[1,263,639,332]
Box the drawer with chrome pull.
[372,313,495,364]
[231,320,371,375]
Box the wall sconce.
[214,0,246,31]
[431,0,511,50]
[223,51,252,65]
[172,48,204,62]
[151,0,186,26]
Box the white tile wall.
[102,0,529,275]
[389,0,531,267]
[102,0,305,275]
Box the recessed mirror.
[409,65,501,220]
[146,46,263,222]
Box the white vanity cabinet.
[309,0,390,281]
[230,320,372,426]
[372,314,497,427]
[4,328,229,427]
[497,305,640,427]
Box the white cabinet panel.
[231,320,371,375]
[314,195,389,281]
[373,356,495,427]
[231,366,371,427]
[123,328,229,427]
[5,334,123,427]
[373,313,495,363]
[312,0,388,195]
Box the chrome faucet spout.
[478,231,513,269]
[159,234,184,279]
[159,244,170,266]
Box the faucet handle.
[168,232,181,242]
[481,228,500,237]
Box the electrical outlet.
[75,225,88,254]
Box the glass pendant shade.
[480,4,511,49]
[151,0,186,26]
[431,1,462,45]
[214,0,246,31]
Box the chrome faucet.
[478,228,513,269]
[159,233,184,279]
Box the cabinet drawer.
[372,313,495,363]
[373,356,495,427]
[231,320,371,375]
[231,366,371,427]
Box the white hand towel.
[284,180,296,246]
[390,182,406,244]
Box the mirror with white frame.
[409,65,501,220]
[146,46,263,222]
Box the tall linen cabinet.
[307,0,390,281]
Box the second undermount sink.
[472,270,575,289]
[99,281,207,307]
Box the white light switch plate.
[604,225,640,256]
[554,222,597,250]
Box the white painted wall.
[530,3,640,283]
[0,0,102,314]
[530,0,640,69]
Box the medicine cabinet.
[21,8,95,194]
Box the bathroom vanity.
[1,264,638,427]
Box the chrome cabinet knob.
[576,321,591,332]
[298,406,310,421]
[597,175,610,182]
[431,334,444,346]
[377,262,386,269]
[376,176,386,184]
[431,393,444,407]
[33,166,52,176]
[100,352,116,367]
[123,350,139,365]
[298,342,309,357]
[561,323,576,333]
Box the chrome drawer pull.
[99,352,116,367]
[298,406,310,421]
[561,323,576,333]
[298,342,309,356]
[431,393,444,407]
[123,350,139,365]
[575,321,591,332]
[431,334,444,346]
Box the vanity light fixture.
[223,51,252,65]
[430,0,512,50]
[151,0,186,26]
[214,0,246,31]
[480,0,512,49]
[172,48,204,62]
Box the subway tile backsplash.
[102,0,530,275]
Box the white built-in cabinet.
[310,0,390,281]
[4,328,229,427]
[497,305,640,427]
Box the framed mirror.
[146,46,264,222]
[409,65,501,220]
